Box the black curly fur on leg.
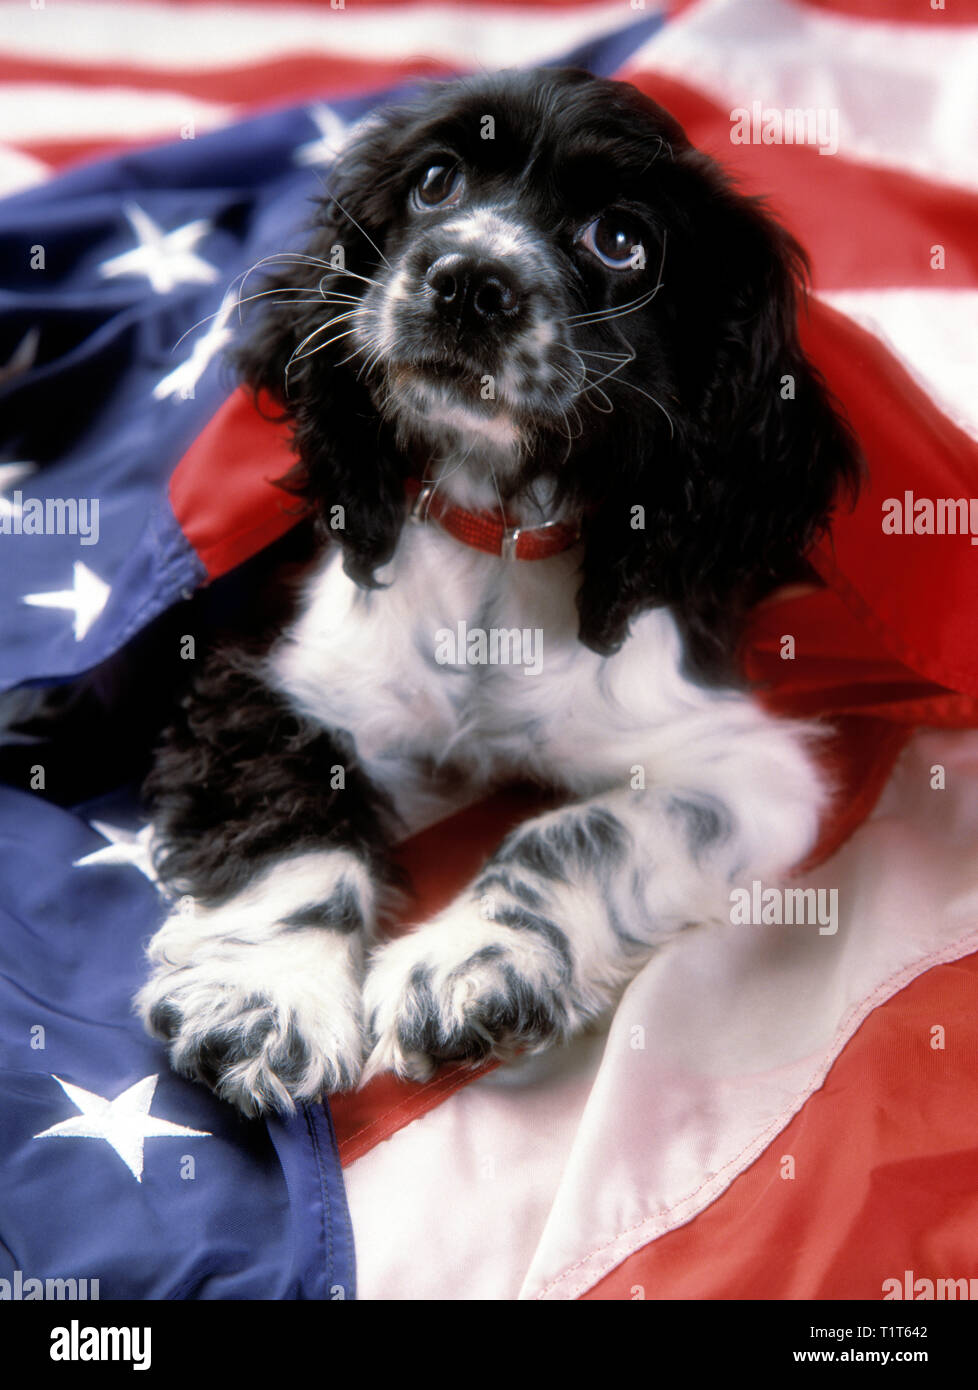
[144,646,398,906]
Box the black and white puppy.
[137,68,860,1116]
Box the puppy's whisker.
[340,332,386,385]
[562,339,673,435]
[318,189,392,272]
[550,353,587,388]
[573,331,675,437]
[354,331,389,383]
[290,312,364,364]
[284,327,359,391]
[561,288,663,329]
[239,289,360,310]
[236,293,362,331]
[545,383,581,457]
[486,460,509,531]
[559,387,586,442]
[562,233,668,331]
[236,252,340,304]
[335,327,381,372]
[358,347,387,384]
[550,366,595,427]
[573,348,632,363]
[558,353,616,415]
[169,286,332,350]
[560,288,656,326]
[291,316,363,358]
[319,268,384,293]
[602,375,676,438]
[571,343,633,389]
[245,252,334,272]
[333,348,359,372]
[550,363,592,418]
[423,437,480,515]
[580,381,616,415]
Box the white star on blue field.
[34,1074,211,1183]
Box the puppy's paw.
[361,900,577,1083]
[137,930,365,1117]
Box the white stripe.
[0,84,233,143]
[344,730,978,1298]
[624,0,978,191]
[0,143,48,196]
[347,1033,607,1300]
[818,288,978,443]
[0,0,651,71]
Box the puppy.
[136,68,860,1116]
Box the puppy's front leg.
[136,653,397,1115]
[364,717,826,1081]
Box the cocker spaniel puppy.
[136,68,860,1116]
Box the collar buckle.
[410,483,435,520]
[501,525,522,562]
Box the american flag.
[1,0,977,1303]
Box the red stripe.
[0,53,456,106]
[621,70,978,291]
[169,388,300,578]
[656,0,978,20]
[582,950,978,1299]
[334,1062,497,1167]
[801,0,978,21]
[802,300,978,698]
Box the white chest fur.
[267,517,798,831]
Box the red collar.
[404,476,581,561]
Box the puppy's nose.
[425,255,521,327]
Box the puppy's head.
[238,68,860,672]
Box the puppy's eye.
[412,163,464,210]
[580,215,645,270]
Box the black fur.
[283,883,366,934]
[234,66,860,676]
[144,646,397,904]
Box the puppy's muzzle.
[425,254,523,332]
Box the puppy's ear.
[576,156,861,676]
[231,117,408,588]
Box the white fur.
[137,850,379,1109]
[440,208,541,264]
[271,518,823,841]
[424,401,521,449]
